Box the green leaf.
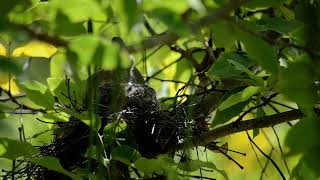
[244,0,287,10]
[50,51,66,78]
[286,117,320,177]
[253,99,266,138]
[50,0,106,23]
[248,17,303,35]
[178,160,228,179]
[20,80,55,109]
[30,156,81,180]
[69,35,120,70]
[236,28,279,75]
[134,155,175,174]
[218,86,262,111]
[85,145,110,168]
[0,137,39,159]
[212,87,249,127]
[76,111,101,131]
[212,20,279,75]
[213,100,249,127]
[21,80,47,94]
[147,8,189,35]
[292,159,318,180]
[277,54,316,109]
[0,0,32,17]
[227,59,264,86]
[142,0,188,14]
[53,11,87,36]
[208,52,254,79]
[113,0,139,34]
[0,57,21,74]
[111,145,140,166]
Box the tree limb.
[168,108,320,153]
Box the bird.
[112,37,160,113]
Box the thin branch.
[246,131,285,180]
[260,148,274,180]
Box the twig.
[260,148,274,180]
[246,131,285,180]
[236,93,278,122]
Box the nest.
[2,79,211,179]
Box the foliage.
[0,0,320,179]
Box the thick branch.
[167,108,320,153]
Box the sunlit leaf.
[50,0,106,23]
[12,40,57,58]
[50,51,66,77]
[0,137,39,160]
[0,43,6,56]
[142,0,188,13]
[30,156,81,180]
[0,74,21,95]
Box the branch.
[167,108,320,153]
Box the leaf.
[208,52,254,80]
[212,20,279,75]
[147,8,189,35]
[85,145,110,168]
[177,160,228,179]
[213,100,249,126]
[134,155,175,174]
[69,35,119,70]
[280,6,295,21]
[227,59,264,86]
[113,0,139,34]
[142,0,188,13]
[0,74,21,95]
[12,41,57,58]
[111,145,141,166]
[286,117,320,177]
[0,0,31,17]
[253,17,302,34]
[20,80,54,108]
[50,51,66,77]
[75,111,101,131]
[30,156,81,180]
[291,155,319,179]
[53,11,87,36]
[244,0,287,10]
[21,80,47,94]
[0,57,22,74]
[0,137,39,159]
[50,0,106,23]
[253,99,266,138]
[236,28,279,75]
[277,54,316,109]
[218,86,262,111]
[0,43,6,56]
